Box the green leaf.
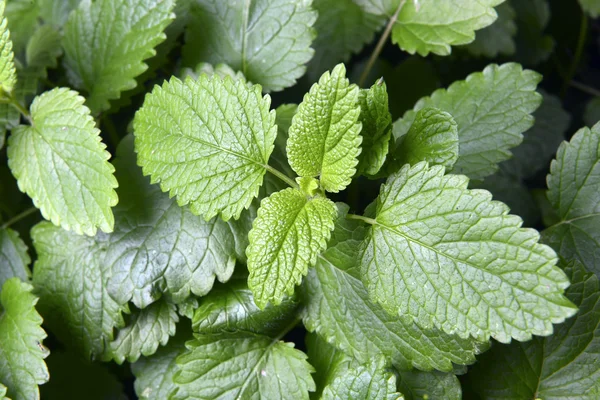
[108,299,178,364]
[31,222,126,358]
[466,2,516,58]
[181,62,246,82]
[39,0,82,27]
[4,0,39,56]
[396,370,461,400]
[183,0,316,92]
[0,384,6,398]
[63,0,175,114]
[303,204,486,372]
[465,261,600,399]
[25,25,62,75]
[307,0,385,80]
[584,97,600,127]
[543,123,600,276]
[287,64,362,192]
[0,228,30,289]
[0,68,38,150]
[134,75,277,221]
[173,332,316,399]
[512,0,554,65]
[393,107,458,171]
[0,278,49,400]
[248,188,337,308]
[193,280,299,336]
[359,162,577,342]
[579,0,600,18]
[0,0,16,94]
[269,103,297,182]
[356,81,393,177]
[393,63,542,180]
[7,88,118,236]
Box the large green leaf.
[134,75,277,221]
[0,228,30,289]
[393,63,542,180]
[183,0,316,92]
[287,64,362,192]
[359,162,576,342]
[0,0,16,95]
[0,278,49,400]
[7,88,118,236]
[248,188,336,308]
[543,123,600,276]
[63,0,175,114]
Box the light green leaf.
[466,2,516,58]
[31,222,126,359]
[25,25,62,75]
[173,332,315,400]
[0,0,16,95]
[181,62,246,82]
[39,0,82,27]
[109,299,178,364]
[63,0,175,114]
[359,162,577,342]
[248,188,337,308]
[193,280,299,336]
[396,370,461,400]
[0,228,30,289]
[7,88,118,236]
[579,0,600,18]
[182,0,316,92]
[134,75,277,221]
[0,278,49,400]
[393,63,542,180]
[543,123,600,276]
[512,0,554,65]
[393,107,458,171]
[356,81,393,177]
[0,384,6,398]
[307,0,385,80]
[287,64,362,192]
[465,261,600,399]
[303,204,486,372]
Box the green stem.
[562,12,588,97]
[265,165,299,189]
[346,213,377,225]
[358,0,406,87]
[8,94,31,123]
[570,80,600,98]
[0,207,38,230]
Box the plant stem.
[345,213,377,225]
[264,165,299,189]
[570,80,600,98]
[8,95,32,123]
[562,12,588,97]
[0,207,38,230]
[358,0,406,87]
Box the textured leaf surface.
[173,332,315,400]
[7,88,118,236]
[0,229,30,289]
[134,75,276,220]
[465,261,600,399]
[357,81,393,176]
[31,222,126,358]
[0,0,16,94]
[183,0,316,92]
[396,370,461,400]
[359,162,576,342]
[287,64,362,192]
[63,0,174,114]
[466,2,516,58]
[248,188,336,308]
[109,299,178,364]
[303,205,486,371]
[393,63,542,180]
[543,124,600,276]
[0,278,49,400]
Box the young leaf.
[465,261,600,399]
[0,0,16,95]
[543,123,600,275]
[192,280,299,336]
[356,81,393,177]
[579,0,600,18]
[287,64,362,192]
[134,75,277,221]
[173,332,316,399]
[466,2,517,58]
[303,205,486,371]
[108,299,178,364]
[359,162,577,342]
[0,228,30,288]
[183,0,316,92]
[0,278,49,400]
[31,222,126,359]
[63,0,175,114]
[393,63,542,180]
[7,88,118,236]
[396,370,461,400]
[248,188,336,308]
[393,107,459,170]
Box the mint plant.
[1,0,599,399]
